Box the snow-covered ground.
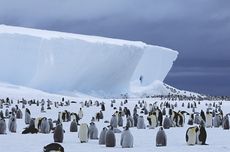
[0,83,230,152]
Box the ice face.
[132,45,178,85]
[0,25,178,96]
[29,38,144,95]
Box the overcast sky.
[1,0,230,95]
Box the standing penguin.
[163,116,171,129]
[89,122,98,139]
[158,110,163,126]
[0,118,6,134]
[162,108,166,116]
[40,117,50,134]
[120,126,133,148]
[147,112,157,129]
[25,108,31,125]
[205,112,212,128]
[194,113,201,125]
[78,123,89,143]
[133,113,138,127]
[53,124,64,143]
[5,109,9,118]
[8,115,17,133]
[16,109,23,119]
[186,126,198,145]
[126,116,134,128]
[200,110,206,123]
[188,114,194,126]
[137,116,146,129]
[78,108,83,119]
[197,125,207,145]
[118,113,123,127]
[222,115,229,130]
[101,103,105,111]
[99,127,108,145]
[105,126,116,147]
[70,120,78,132]
[48,118,54,132]
[110,114,118,128]
[156,127,167,147]
[213,114,221,127]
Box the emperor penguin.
[40,117,50,134]
[162,108,166,116]
[158,110,163,126]
[156,127,167,147]
[197,125,207,145]
[43,143,64,152]
[163,115,171,129]
[194,113,201,124]
[58,112,64,123]
[8,114,17,133]
[110,114,118,128]
[99,127,108,145]
[126,116,134,128]
[89,122,99,139]
[70,119,78,132]
[25,108,31,125]
[120,126,133,148]
[147,112,157,129]
[118,113,123,127]
[188,114,194,126]
[213,114,221,127]
[53,124,64,143]
[5,109,9,118]
[78,123,89,143]
[105,126,116,147]
[222,115,229,130]
[200,110,206,122]
[137,116,146,129]
[16,109,23,119]
[133,113,138,127]
[22,119,39,134]
[186,126,198,145]
[78,108,83,119]
[48,118,54,131]
[205,112,212,128]
[0,118,6,134]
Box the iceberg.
[0,25,178,96]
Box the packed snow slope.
[130,80,204,98]
[0,25,178,96]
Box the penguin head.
[195,126,199,132]
[200,120,205,127]
[90,122,95,126]
[103,127,107,131]
[159,127,164,131]
[107,125,113,130]
[123,126,129,130]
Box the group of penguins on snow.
[0,97,230,152]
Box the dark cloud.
[0,0,230,95]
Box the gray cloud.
[0,0,230,95]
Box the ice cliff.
[0,25,178,96]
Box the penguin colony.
[0,95,229,151]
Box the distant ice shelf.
[0,24,178,96]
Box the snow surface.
[130,80,203,98]
[0,25,178,97]
[0,84,230,152]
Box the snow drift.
[0,25,178,96]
